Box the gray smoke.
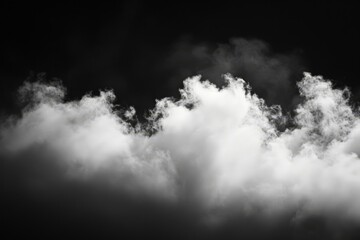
[164,38,304,108]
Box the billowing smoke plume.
[1,73,360,239]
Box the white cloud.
[2,72,360,225]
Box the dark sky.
[1,1,360,239]
[1,1,359,114]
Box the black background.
[1,1,360,239]
[1,1,359,114]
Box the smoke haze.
[164,38,304,109]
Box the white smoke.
[1,72,360,226]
